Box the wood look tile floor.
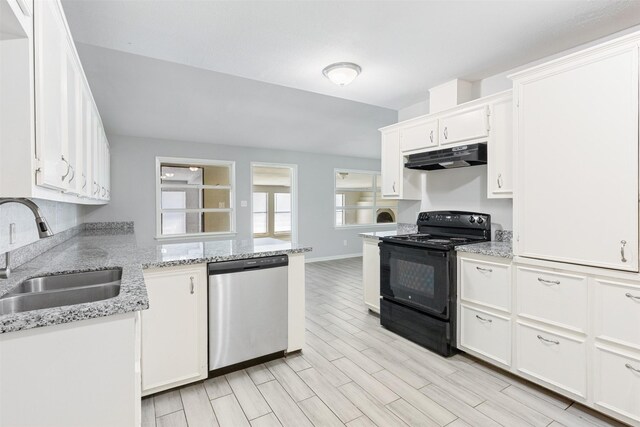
[143,258,625,427]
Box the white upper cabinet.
[381,129,401,197]
[34,0,67,191]
[512,42,639,272]
[0,0,109,204]
[439,105,489,145]
[400,119,438,153]
[487,96,513,198]
[381,129,421,200]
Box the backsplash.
[0,199,84,256]
[494,230,513,242]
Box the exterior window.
[334,170,398,227]
[253,192,268,235]
[156,157,235,238]
[274,193,291,233]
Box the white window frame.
[334,168,396,229]
[155,156,236,239]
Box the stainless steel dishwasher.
[208,255,288,371]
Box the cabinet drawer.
[460,305,511,366]
[460,258,510,312]
[400,119,438,153]
[439,106,489,145]
[516,267,587,333]
[594,345,640,424]
[516,322,586,398]
[594,278,640,349]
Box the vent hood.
[404,143,487,171]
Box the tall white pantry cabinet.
[509,34,640,425]
[0,0,111,204]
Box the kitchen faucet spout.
[0,198,54,279]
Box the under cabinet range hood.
[404,143,487,171]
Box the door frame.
[249,162,299,243]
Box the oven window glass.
[393,259,435,299]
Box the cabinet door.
[400,119,438,153]
[515,46,639,271]
[487,96,513,198]
[79,90,93,197]
[381,130,401,197]
[141,266,208,395]
[34,0,68,191]
[362,239,380,313]
[64,46,80,195]
[439,105,489,145]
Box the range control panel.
[417,211,490,229]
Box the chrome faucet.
[0,198,54,279]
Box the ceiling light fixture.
[189,167,199,172]
[322,62,361,86]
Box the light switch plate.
[240,200,248,208]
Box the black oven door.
[380,242,451,319]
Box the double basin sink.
[0,269,122,316]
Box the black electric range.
[378,210,491,357]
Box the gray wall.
[0,199,84,254]
[83,135,395,259]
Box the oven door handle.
[424,251,448,258]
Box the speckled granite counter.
[456,241,513,258]
[0,231,311,334]
[359,230,400,240]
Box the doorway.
[250,163,298,243]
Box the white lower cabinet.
[516,266,588,333]
[593,344,640,424]
[141,264,208,396]
[362,237,381,313]
[594,277,640,349]
[459,253,640,425]
[516,321,587,399]
[460,304,511,366]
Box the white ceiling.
[63,0,640,110]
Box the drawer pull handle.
[625,293,640,301]
[190,276,195,294]
[443,127,448,139]
[537,278,560,285]
[621,240,627,263]
[476,266,493,273]
[475,315,492,323]
[626,363,640,373]
[429,130,434,143]
[537,335,559,345]
[497,173,503,189]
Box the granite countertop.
[0,232,311,334]
[359,230,400,240]
[456,241,513,258]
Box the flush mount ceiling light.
[322,62,361,86]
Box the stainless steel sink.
[5,269,122,296]
[0,269,122,316]
[0,283,121,315]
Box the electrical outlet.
[343,240,347,246]
[240,200,248,208]
[9,223,15,245]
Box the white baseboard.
[305,253,362,263]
